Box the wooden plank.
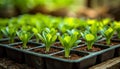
[89,57,120,69]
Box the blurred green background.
[0,0,120,20]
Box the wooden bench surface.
[89,57,120,69]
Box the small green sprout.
[58,32,81,58]
[85,34,95,50]
[0,19,9,38]
[89,22,102,41]
[37,28,57,53]
[67,29,81,40]
[81,30,97,50]
[32,28,40,43]
[0,27,4,39]
[114,22,120,39]
[2,25,17,43]
[100,26,115,45]
[32,22,43,43]
[17,30,33,49]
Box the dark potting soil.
[98,40,120,46]
[53,42,85,48]
[112,37,120,41]
[14,44,38,49]
[0,36,7,39]
[30,39,42,43]
[0,41,9,44]
[0,58,35,69]
[75,46,102,52]
[0,39,20,44]
[53,42,62,48]
[53,53,83,60]
[31,47,61,54]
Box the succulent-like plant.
[32,22,43,43]
[81,24,101,50]
[88,22,102,41]
[114,22,120,39]
[32,28,40,43]
[2,25,17,43]
[37,28,58,52]
[85,34,95,50]
[81,31,95,50]
[100,26,115,45]
[67,29,81,40]
[0,19,8,39]
[0,26,4,39]
[58,32,81,58]
[17,30,33,49]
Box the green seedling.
[100,26,115,45]
[58,32,81,58]
[37,28,57,53]
[114,22,120,39]
[2,25,17,43]
[17,30,33,49]
[85,34,95,50]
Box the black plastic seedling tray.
[96,39,120,57]
[25,48,97,69]
[0,38,21,45]
[0,38,21,57]
[25,52,46,69]
[45,50,97,69]
[112,36,120,56]
[0,41,43,63]
[73,44,115,63]
[24,44,118,69]
[0,45,5,58]
[25,46,64,69]
[0,38,120,69]
[52,41,85,49]
[0,38,10,57]
[111,39,120,57]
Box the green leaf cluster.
[2,25,17,43]
[17,30,33,49]
[58,31,81,58]
[38,28,57,52]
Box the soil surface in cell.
[30,39,41,43]
[111,37,120,41]
[53,53,85,60]
[31,47,61,54]
[14,43,38,49]
[0,58,35,69]
[53,42,84,48]
[98,40,120,46]
[0,39,20,44]
[53,42,63,48]
[75,46,102,52]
